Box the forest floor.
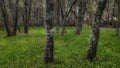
[0,25,120,68]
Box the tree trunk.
[56,1,60,34]
[116,23,119,36]
[116,0,120,36]
[13,0,19,35]
[76,0,87,35]
[60,0,78,35]
[23,0,32,33]
[18,26,21,33]
[87,0,107,61]
[61,19,67,35]
[0,0,14,36]
[23,0,28,33]
[111,0,119,36]
[44,0,54,63]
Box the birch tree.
[87,0,107,61]
[44,0,54,63]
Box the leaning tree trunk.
[44,0,54,63]
[87,0,107,61]
[60,0,78,35]
[0,0,14,36]
[76,0,87,35]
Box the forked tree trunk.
[60,0,78,35]
[44,0,54,63]
[87,0,107,61]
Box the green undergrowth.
[0,25,120,68]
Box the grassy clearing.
[0,25,120,68]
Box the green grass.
[0,25,120,68]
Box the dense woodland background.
[0,0,120,67]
